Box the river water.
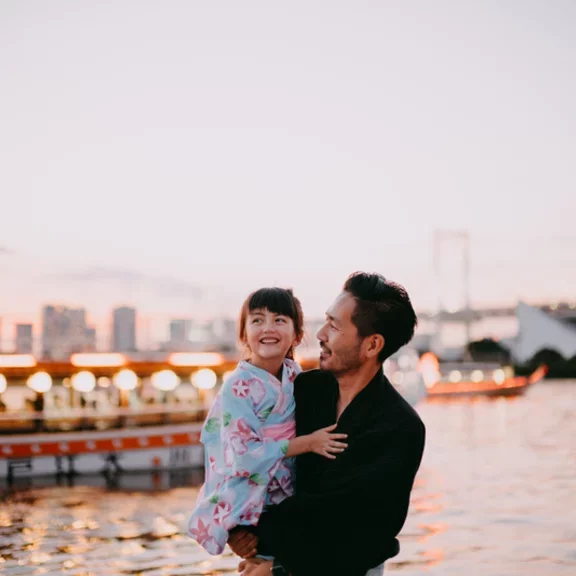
[1,380,575,575]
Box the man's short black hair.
[343,271,418,362]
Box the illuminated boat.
[417,352,547,399]
[0,353,231,482]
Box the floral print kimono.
[188,358,301,555]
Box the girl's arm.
[285,423,347,459]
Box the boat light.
[113,369,139,390]
[98,377,111,388]
[151,370,180,391]
[418,352,441,388]
[169,352,224,367]
[27,371,53,393]
[471,370,483,382]
[71,353,127,368]
[0,354,37,368]
[449,370,462,383]
[493,369,506,385]
[0,374,7,394]
[392,371,405,386]
[71,371,96,393]
[192,368,217,390]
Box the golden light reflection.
[412,492,444,514]
[421,547,445,567]
[168,352,224,367]
[151,370,180,391]
[29,552,52,564]
[192,368,217,390]
[418,352,441,389]
[0,354,36,368]
[112,369,139,390]
[71,353,127,368]
[417,522,448,542]
[71,371,96,393]
[27,371,53,393]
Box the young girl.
[187,287,347,559]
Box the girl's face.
[244,307,297,363]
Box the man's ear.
[365,334,384,359]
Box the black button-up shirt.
[256,368,426,576]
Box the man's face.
[316,292,364,375]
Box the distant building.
[42,305,92,359]
[211,318,238,351]
[112,307,137,352]
[15,324,33,354]
[168,319,194,351]
[85,327,97,352]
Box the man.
[229,272,426,576]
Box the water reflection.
[1,381,575,575]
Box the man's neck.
[335,361,381,420]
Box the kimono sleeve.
[218,375,289,480]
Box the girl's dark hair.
[238,287,304,359]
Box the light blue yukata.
[188,358,301,555]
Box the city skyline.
[3,294,574,355]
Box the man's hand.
[228,527,259,558]
[238,558,273,575]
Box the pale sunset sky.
[1,1,575,347]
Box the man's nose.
[316,324,327,342]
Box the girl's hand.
[308,423,347,459]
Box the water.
[1,381,575,575]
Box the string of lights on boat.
[0,352,240,395]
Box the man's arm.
[256,421,425,576]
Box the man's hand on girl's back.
[228,527,259,558]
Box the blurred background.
[1,1,575,575]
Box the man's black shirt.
[256,368,426,576]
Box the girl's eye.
[251,318,261,324]
[276,318,287,323]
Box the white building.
[510,302,576,364]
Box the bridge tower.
[431,230,472,359]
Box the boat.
[417,352,547,400]
[0,352,228,482]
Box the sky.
[1,1,575,346]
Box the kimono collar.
[238,359,290,384]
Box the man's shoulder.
[293,369,333,398]
[294,368,334,385]
[384,383,426,439]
